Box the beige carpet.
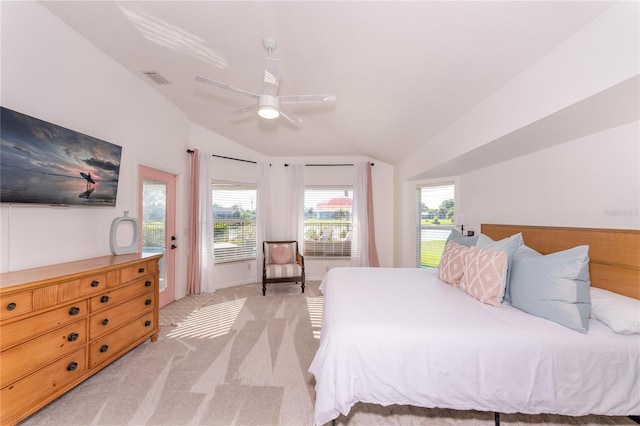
[20,281,635,426]
[159,293,218,326]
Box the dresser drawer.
[0,291,33,320]
[0,348,86,424]
[59,273,107,302]
[90,278,154,312]
[0,319,87,385]
[119,261,154,285]
[89,292,154,339]
[89,311,154,368]
[0,301,87,350]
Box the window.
[212,182,256,264]
[304,187,353,257]
[417,183,454,268]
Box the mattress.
[309,267,640,426]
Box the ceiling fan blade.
[278,105,302,124]
[279,94,336,104]
[195,75,258,99]
[231,104,257,115]
[263,56,281,97]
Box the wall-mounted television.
[1,107,122,207]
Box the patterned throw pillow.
[271,245,293,264]
[438,241,470,286]
[459,245,508,307]
[476,232,523,302]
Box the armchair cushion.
[265,242,297,265]
[272,245,293,264]
[265,263,303,280]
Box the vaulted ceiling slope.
[41,1,636,172]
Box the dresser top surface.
[0,253,162,291]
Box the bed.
[309,224,640,426]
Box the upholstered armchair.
[262,241,305,296]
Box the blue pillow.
[445,230,478,247]
[476,233,523,301]
[509,245,591,333]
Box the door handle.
[171,244,177,250]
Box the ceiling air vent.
[143,71,171,85]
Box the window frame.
[211,181,257,264]
[416,182,455,268]
[304,185,353,258]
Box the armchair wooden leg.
[262,282,266,296]
[301,282,305,293]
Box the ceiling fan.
[195,37,336,124]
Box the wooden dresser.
[0,253,162,425]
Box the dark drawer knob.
[100,295,110,303]
[90,280,100,287]
[67,362,78,371]
[67,332,79,342]
[138,267,145,273]
[69,306,80,315]
[145,280,152,287]
[99,344,109,353]
[145,299,152,306]
[144,320,151,327]
[6,302,16,311]
[101,318,109,326]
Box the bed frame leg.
[331,419,336,426]
[494,412,500,426]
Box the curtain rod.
[284,162,374,167]
[187,149,257,165]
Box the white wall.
[394,2,639,267]
[0,0,191,301]
[396,2,638,183]
[397,122,640,267]
[460,121,640,232]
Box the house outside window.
[417,183,454,267]
[212,182,256,263]
[304,187,353,257]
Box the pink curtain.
[366,162,380,267]
[186,150,201,294]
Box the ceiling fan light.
[258,105,280,119]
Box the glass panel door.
[139,166,176,308]
[142,181,167,291]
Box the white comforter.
[309,267,640,426]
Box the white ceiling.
[41,1,615,165]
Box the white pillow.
[476,232,523,253]
[590,287,640,335]
[510,245,591,333]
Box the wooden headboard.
[481,224,640,300]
